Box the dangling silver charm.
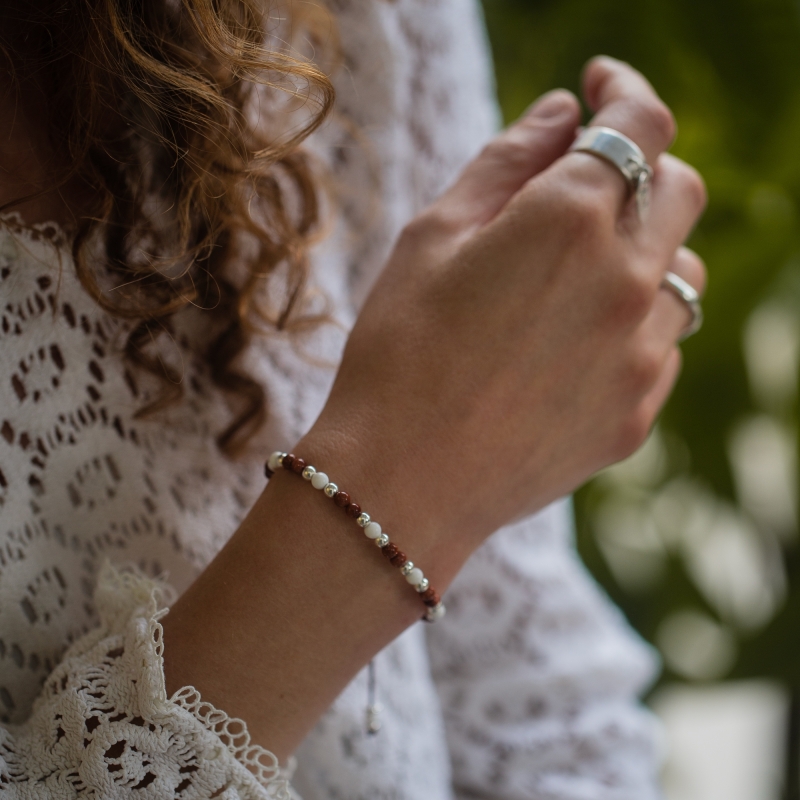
[366,703,383,735]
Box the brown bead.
[282,453,296,471]
[264,465,274,479]
[389,551,407,568]
[334,491,350,508]
[422,588,440,607]
[292,457,306,474]
[346,502,362,518]
[382,543,399,560]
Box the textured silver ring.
[568,126,654,219]
[661,271,703,340]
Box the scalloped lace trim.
[0,210,72,250]
[97,564,293,797]
[0,563,296,799]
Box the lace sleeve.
[0,564,291,799]
[427,500,664,800]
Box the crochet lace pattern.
[0,0,664,796]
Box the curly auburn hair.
[0,0,336,455]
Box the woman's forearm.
[160,426,467,761]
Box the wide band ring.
[568,126,654,219]
[661,271,703,340]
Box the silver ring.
[661,271,703,340]
[568,126,654,219]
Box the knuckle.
[627,346,662,391]
[634,96,676,145]
[607,268,654,324]
[548,179,610,233]
[614,407,653,461]
[658,154,707,213]
[398,207,455,247]
[482,134,534,172]
[678,247,707,295]
[677,162,707,212]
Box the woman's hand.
[163,57,706,761]
[304,56,707,566]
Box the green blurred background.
[479,0,800,794]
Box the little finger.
[640,246,706,345]
[640,346,682,429]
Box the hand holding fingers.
[320,57,708,555]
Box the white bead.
[302,465,316,480]
[400,561,414,576]
[425,604,446,622]
[366,703,382,734]
[357,513,370,528]
[267,451,284,471]
[364,521,382,539]
[416,578,430,593]
[311,472,328,490]
[405,567,424,586]
[324,483,338,498]
[375,534,390,547]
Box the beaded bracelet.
[265,451,446,622]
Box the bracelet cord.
[265,451,446,623]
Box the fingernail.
[525,89,576,121]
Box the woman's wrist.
[295,417,478,588]
[162,455,433,759]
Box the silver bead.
[278,452,287,467]
[302,465,316,480]
[416,577,430,593]
[324,482,338,498]
[400,561,414,576]
[357,512,371,528]
[375,533,390,547]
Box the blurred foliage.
[481,0,800,690]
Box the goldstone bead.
[292,457,306,474]
[382,544,399,559]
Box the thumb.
[438,89,581,229]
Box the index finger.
[583,56,676,165]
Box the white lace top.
[0,0,663,797]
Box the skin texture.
[0,56,707,761]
